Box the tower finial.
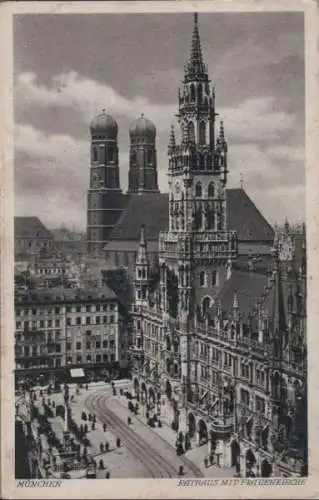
[240,173,244,190]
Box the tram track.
[85,391,174,477]
[84,389,203,478]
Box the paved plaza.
[20,380,235,479]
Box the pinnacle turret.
[136,224,148,265]
[168,124,176,154]
[217,120,225,145]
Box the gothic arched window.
[208,182,215,198]
[195,182,202,197]
[199,122,206,145]
[212,270,217,286]
[207,211,215,230]
[188,122,195,143]
[199,271,206,287]
[190,84,196,102]
[194,209,202,230]
[202,296,211,317]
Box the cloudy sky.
[14,11,305,231]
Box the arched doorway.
[245,449,256,477]
[133,378,140,401]
[198,419,208,446]
[231,440,240,468]
[188,413,196,438]
[261,459,272,478]
[166,380,172,400]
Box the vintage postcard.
[1,0,318,498]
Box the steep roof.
[110,193,169,241]
[101,268,134,309]
[227,188,274,242]
[216,269,269,317]
[14,217,53,239]
[108,189,274,244]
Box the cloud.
[14,71,305,229]
[15,71,176,132]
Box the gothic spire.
[184,12,207,80]
[190,13,203,67]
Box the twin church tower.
[87,109,159,254]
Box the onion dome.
[129,113,156,142]
[90,109,118,139]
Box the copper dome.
[90,110,118,138]
[129,114,156,141]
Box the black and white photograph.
[2,1,318,497]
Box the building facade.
[14,285,130,387]
[130,14,307,478]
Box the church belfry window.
[92,146,98,162]
[147,149,153,163]
[107,145,115,162]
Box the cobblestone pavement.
[26,381,235,478]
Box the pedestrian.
[204,457,208,468]
[103,423,107,432]
[116,437,121,448]
[178,465,184,476]
[209,453,214,466]
[100,442,104,453]
[105,471,110,479]
[127,416,131,425]
[92,422,96,431]
[105,441,109,452]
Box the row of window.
[16,303,115,316]
[67,353,115,364]
[130,149,154,164]
[71,340,115,350]
[16,315,116,330]
[92,145,116,163]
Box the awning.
[70,368,85,378]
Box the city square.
[13,10,307,481]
